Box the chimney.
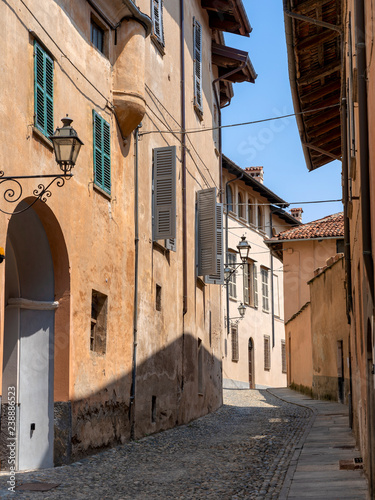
[290,207,303,222]
[245,166,264,184]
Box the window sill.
[32,127,53,151]
[231,359,239,363]
[151,34,165,56]
[196,277,206,289]
[93,183,111,200]
[229,296,237,302]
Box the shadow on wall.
[1,334,222,470]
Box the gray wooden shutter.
[193,18,203,113]
[254,264,258,308]
[243,262,249,304]
[153,146,176,240]
[152,0,164,45]
[165,238,176,252]
[205,203,224,285]
[197,188,217,276]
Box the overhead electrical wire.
[139,103,341,136]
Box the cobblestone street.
[0,389,313,499]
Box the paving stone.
[0,389,312,499]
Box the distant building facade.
[221,156,298,390]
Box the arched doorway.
[1,200,70,470]
[248,338,255,389]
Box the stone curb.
[266,388,317,500]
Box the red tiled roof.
[273,213,344,241]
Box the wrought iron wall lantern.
[225,302,246,325]
[0,116,83,215]
[224,235,251,282]
[224,235,251,330]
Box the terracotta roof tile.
[274,212,344,241]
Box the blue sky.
[221,3,343,224]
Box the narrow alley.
[0,389,367,499]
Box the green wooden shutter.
[153,146,176,240]
[205,203,224,285]
[193,18,203,113]
[197,188,217,276]
[93,111,111,195]
[34,41,54,137]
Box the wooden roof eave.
[283,5,315,171]
[283,0,343,171]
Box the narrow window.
[226,185,233,213]
[156,284,162,311]
[193,18,203,116]
[264,335,271,371]
[261,267,269,312]
[34,41,54,138]
[238,192,244,218]
[93,110,111,195]
[228,252,237,299]
[281,340,287,374]
[247,200,253,225]
[231,324,239,362]
[274,273,280,317]
[198,338,203,394]
[152,146,177,241]
[151,0,164,49]
[91,19,104,53]
[257,206,263,231]
[90,290,108,355]
[151,395,157,423]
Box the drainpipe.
[180,0,187,316]
[130,124,141,440]
[355,0,374,301]
[225,174,243,337]
[269,212,275,348]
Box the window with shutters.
[204,203,224,285]
[231,324,239,362]
[93,111,111,195]
[152,146,176,241]
[274,273,280,317]
[261,267,269,312]
[90,290,107,355]
[281,340,287,374]
[197,188,217,276]
[151,0,164,53]
[264,335,271,371]
[228,251,237,299]
[34,41,54,139]
[193,18,203,118]
[243,259,258,308]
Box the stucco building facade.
[0,0,255,470]
[221,156,298,390]
[283,0,375,494]
[269,214,348,402]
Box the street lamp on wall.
[0,116,83,215]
